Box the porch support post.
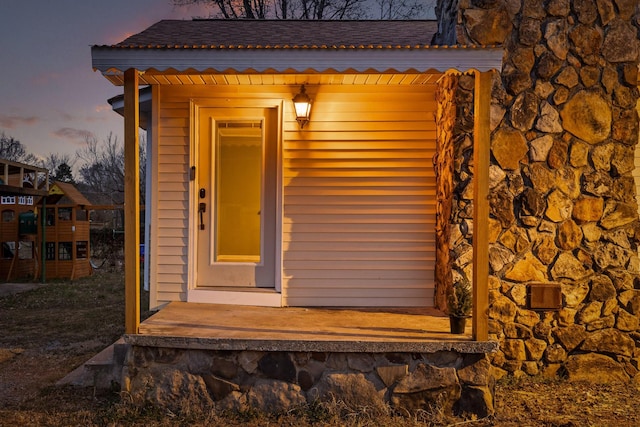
[472,70,491,341]
[124,68,140,334]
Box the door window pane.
[215,121,262,262]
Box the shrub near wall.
[438,0,640,381]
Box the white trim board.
[187,289,282,307]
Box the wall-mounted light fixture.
[292,85,312,129]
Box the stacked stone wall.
[123,346,495,418]
[447,0,640,381]
[434,73,478,311]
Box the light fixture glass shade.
[292,85,311,128]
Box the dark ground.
[1,271,639,426]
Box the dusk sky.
[0,0,210,166]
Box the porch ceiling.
[102,71,444,86]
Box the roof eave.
[91,46,504,84]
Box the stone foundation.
[122,344,495,418]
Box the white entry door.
[196,107,277,288]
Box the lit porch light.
[292,85,312,129]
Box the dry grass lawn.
[1,270,640,426]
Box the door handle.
[199,202,206,230]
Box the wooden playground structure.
[0,159,94,281]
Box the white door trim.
[187,98,284,307]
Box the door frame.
[187,98,284,306]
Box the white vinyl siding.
[151,91,190,307]
[282,86,436,307]
[151,84,437,308]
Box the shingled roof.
[48,181,92,207]
[92,19,504,83]
[111,19,439,49]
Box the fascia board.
[92,47,504,77]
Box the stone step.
[56,337,130,389]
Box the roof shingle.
[110,19,440,49]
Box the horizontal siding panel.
[284,120,437,132]
[309,100,436,113]
[156,227,188,238]
[298,111,434,122]
[157,191,188,202]
[284,159,433,169]
[155,282,187,293]
[159,108,189,119]
[285,195,430,205]
[283,214,432,224]
[284,296,433,307]
[158,137,187,147]
[157,255,188,266]
[287,288,431,301]
[156,283,187,295]
[156,273,188,284]
[284,260,434,270]
[284,169,434,178]
[283,232,433,242]
[284,278,432,288]
[284,205,434,215]
[284,251,433,261]
[158,117,189,128]
[283,269,431,280]
[285,131,436,142]
[154,182,188,192]
[156,237,188,247]
[157,210,188,220]
[156,201,188,211]
[157,144,189,156]
[285,288,432,299]
[284,176,433,187]
[160,127,189,137]
[158,156,188,169]
[157,218,188,228]
[282,222,431,233]
[157,264,187,274]
[157,174,188,185]
[286,141,435,151]
[285,150,434,160]
[284,186,434,196]
[156,246,187,256]
[284,241,433,252]
[157,292,187,304]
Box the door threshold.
[187,287,282,307]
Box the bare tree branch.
[170,0,434,20]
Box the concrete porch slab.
[127,302,497,353]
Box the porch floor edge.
[124,334,497,353]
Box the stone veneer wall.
[434,74,457,310]
[123,346,495,417]
[434,73,477,311]
[437,0,640,381]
